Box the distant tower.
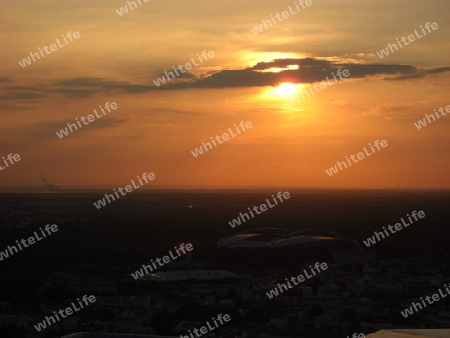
[40,175,59,191]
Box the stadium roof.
[367,329,450,338]
[140,270,241,282]
[217,227,357,249]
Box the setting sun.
[273,83,299,97]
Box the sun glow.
[258,65,300,73]
[273,83,299,97]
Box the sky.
[1,0,449,189]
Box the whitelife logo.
[34,295,96,332]
[116,0,149,16]
[400,284,450,318]
[266,262,328,299]
[325,140,388,176]
[347,334,365,338]
[0,153,21,171]
[250,0,313,35]
[414,104,450,130]
[93,172,155,209]
[18,31,81,68]
[288,69,350,106]
[180,314,231,338]
[377,22,439,59]
[0,224,59,262]
[56,102,119,139]
[153,50,215,87]
[363,210,425,247]
[130,243,193,280]
[228,192,290,228]
[190,121,252,158]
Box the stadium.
[213,228,360,269]
[217,228,358,249]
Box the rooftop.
[367,329,450,338]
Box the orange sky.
[1,0,449,189]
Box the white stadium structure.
[217,227,358,249]
[367,329,450,338]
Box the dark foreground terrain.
[0,189,449,337]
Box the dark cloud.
[386,74,424,81]
[92,116,130,129]
[386,66,450,81]
[0,82,48,101]
[56,78,153,94]
[425,67,450,74]
[0,92,47,100]
[0,103,35,111]
[1,58,449,101]
[52,89,97,98]
[54,58,448,93]
[155,71,196,80]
